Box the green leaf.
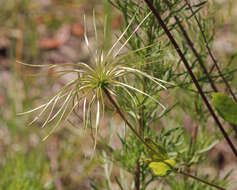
[198,140,219,154]
[149,159,176,177]
[212,93,237,125]
[144,137,168,161]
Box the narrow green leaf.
[144,137,168,161]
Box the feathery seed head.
[18,11,170,142]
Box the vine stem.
[143,0,237,158]
[177,170,226,190]
[103,87,226,189]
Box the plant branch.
[184,0,237,136]
[184,0,237,103]
[177,170,226,190]
[134,107,144,190]
[134,159,140,190]
[103,88,222,189]
[143,0,237,158]
[103,87,154,154]
[165,0,237,136]
[164,0,218,92]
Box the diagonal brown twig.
[184,0,237,103]
[177,170,226,190]
[164,0,237,135]
[103,86,226,189]
[143,0,237,158]
[164,0,218,92]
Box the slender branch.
[138,107,143,135]
[165,0,237,136]
[103,88,226,189]
[184,0,237,136]
[103,87,154,154]
[134,108,144,190]
[177,170,226,190]
[103,87,142,140]
[164,0,218,92]
[143,0,237,158]
[184,0,237,103]
[134,159,140,190]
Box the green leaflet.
[149,159,176,177]
[144,137,168,161]
[212,93,237,125]
[144,137,176,176]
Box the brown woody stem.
[164,0,218,92]
[143,0,237,158]
[184,0,237,103]
[177,170,226,190]
[103,87,154,154]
